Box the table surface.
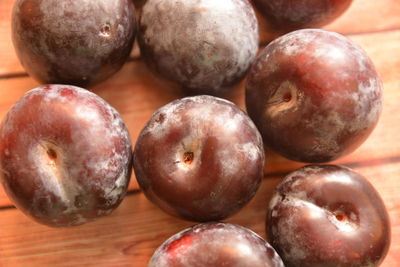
[0,0,399,266]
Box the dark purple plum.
[246,29,383,163]
[138,0,259,95]
[267,165,391,267]
[133,95,264,222]
[12,0,136,87]
[149,222,284,267]
[252,0,353,32]
[0,85,132,227]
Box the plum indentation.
[335,212,346,222]
[47,148,57,161]
[100,23,111,37]
[328,207,359,232]
[283,92,292,102]
[183,152,194,165]
[266,81,300,117]
[34,142,83,213]
[40,143,60,169]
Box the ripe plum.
[12,0,136,87]
[267,165,391,267]
[133,95,264,221]
[138,0,259,95]
[246,29,383,163]
[149,222,284,267]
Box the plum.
[252,0,353,32]
[149,222,285,267]
[267,165,391,267]
[137,0,259,95]
[12,0,136,87]
[0,85,132,227]
[133,95,265,221]
[246,29,383,163]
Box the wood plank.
[0,0,23,75]
[323,0,400,34]
[0,161,398,266]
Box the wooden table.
[0,0,399,266]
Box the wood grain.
[0,0,399,266]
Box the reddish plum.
[12,0,136,87]
[252,0,353,32]
[246,29,383,163]
[133,95,264,221]
[267,165,391,267]
[138,0,259,95]
[149,222,284,267]
[0,85,132,227]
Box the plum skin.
[138,0,259,95]
[149,222,284,267]
[252,0,353,32]
[245,29,383,163]
[0,85,133,227]
[12,0,136,87]
[133,95,265,222]
[267,165,391,267]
